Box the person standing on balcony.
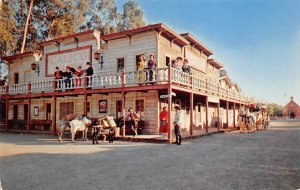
[54,67,63,90]
[86,62,94,87]
[173,106,181,145]
[64,66,72,90]
[182,58,191,75]
[173,56,183,71]
[75,66,83,91]
[147,53,157,82]
[137,54,146,83]
[159,107,168,138]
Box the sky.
[117,0,300,106]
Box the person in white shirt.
[173,106,181,145]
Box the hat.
[86,62,90,65]
[176,56,183,61]
[174,106,180,110]
[55,66,59,69]
[128,107,133,112]
[66,66,69,69]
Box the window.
[13,105,18,120]
[117,58,124,72]
[24,104,28,120]
[116,100,122,118]
[14,73,19,84]
[99,100,107,113]
[166,56,170,66]
[46,103,51,120]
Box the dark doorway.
[24,104,28,121]
[13,105,18,120]
[46,103,51,120]
[290,112,295,119]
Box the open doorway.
[290,112,295,119]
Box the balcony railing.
[0,67,249,102]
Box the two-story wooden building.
[0,23,250,140]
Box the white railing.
[171,68,192,87]
[87,73,122,88]
[31,80,54,92]
[2,67,250,103]
[0,86,6,95]
[8,84,28,94]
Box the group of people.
[159,106,182,145]
[136,54,192,83]
[54,62,94,90]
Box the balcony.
[0,67,249,103]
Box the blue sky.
[117,0,300,105]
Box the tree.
[267,103,283,116]
[0,0,17,56]
[120,0,145,30]
[20,0,34,53]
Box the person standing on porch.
[137,54,146,83]
[86,62,93,87]
[54,67,63,90]
[64,66,72,90]
[75,66,83,90]
[126,107,139,137]
[147,53,157,82]
[182,58,191,75]
[174,106,181,145]
[173,56,183,71]
[159,107,168,138]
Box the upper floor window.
[117,58,124,72]
[14,73,19,84]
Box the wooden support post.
[53,96,57,134]
[233,102,236,128]
[121,69,126,137]
[206,96,209,133]
[217,102,220,131]
[167,64,172,141]
[226,101,229,128]
[190,92,193,135]
[5,86,8,131]
[27,83,31,132]
[83,76,87,116]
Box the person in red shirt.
[54,67,63,90]
[159,107,168,137]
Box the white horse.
[57,116,91,142]
[70,117,92,142]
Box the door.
[24,104,28,121]
[59,102,74,119]
[46,103,51,120]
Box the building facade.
[283,97,300,118]
[0,23,250,139]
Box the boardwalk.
[0,121,299,190]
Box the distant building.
[283,97,300,118]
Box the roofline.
[40,29,100,46]
[102,23,189,46]
[180,33,213,56]
[208,59,224,69]
[2,52,36,62]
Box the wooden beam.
[233,102,236,128]
[83,76,87,116]
[27,83,31,132]
[121,70,126,137]
[190,92,193,135]
[167,64,172,141]
[205,96,209,133]
[53,96,57,134]
[226,101,229,128]
[5,86,9,131]
[217,102,220,130]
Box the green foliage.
[0,0,17,56]
[121,0,146,30]
[267,103,283,116]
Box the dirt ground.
[0,121,299,190]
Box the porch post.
[217,102,220,131]
[233,102,236,128]
[121,69,126,137]
[226,101,229,128]
[190,92,193,135]
[53,96,57,134]
[83,76,87,116]
[206,96,209,133]
[27,83,31,132]
[167,64,172,141]
[5,86,8,131]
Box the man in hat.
[54,67,64,91]
[173,106,181,145]
[86,62,94,87]
[64,66,73,90]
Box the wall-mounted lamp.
[31,63,40,76]
[94,52,104,69]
